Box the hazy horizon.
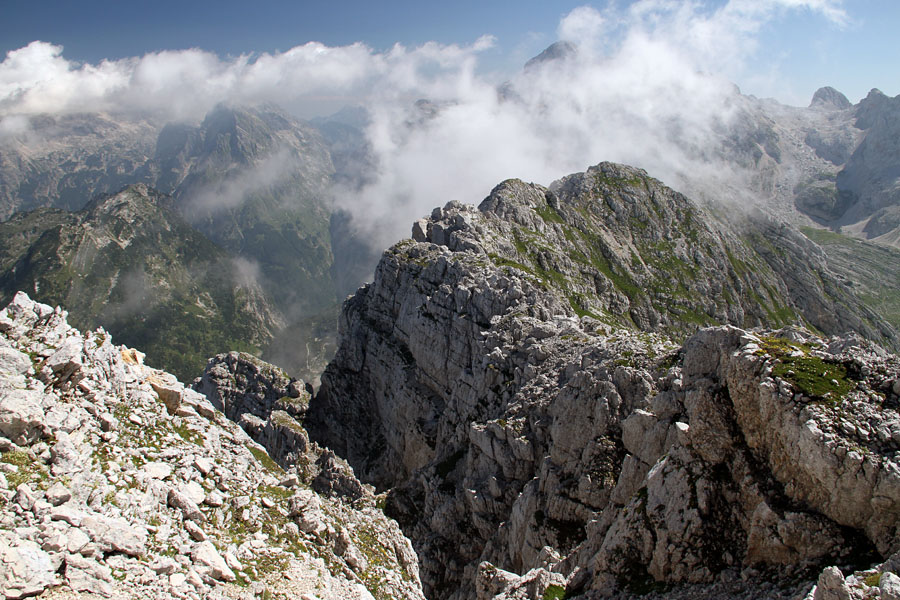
[2,0,897,251]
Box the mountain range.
[0,70,898,382]
[0,104,349,381]
[0,184,278,381]
[1,159,899,599]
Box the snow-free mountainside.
[2,157,900,599]
[0,35,899,597]
[1,85,899,384]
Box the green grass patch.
[760,336,854,402]
[259,484,294,500]
[173,423,204,446]
[543,584,566,600]
[864,572,882,587]
[1,450,48,488]
[535,204,565,224]
[248,445,283,474]
[488,253,534,275]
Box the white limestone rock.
[81,514,147,556]
[0,538,57,599]
[0,389,44,445]
[64,553,114,597]
[881,571,900,600]
[44,481,72,506]
[191,540,236,582]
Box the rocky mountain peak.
[854,88,899,128]
[82,184,165,221]
[524,41,578,71]
[0,291,426,599]
[809,86,852,110]
[408,161,895,349]
[312,180,900,600]
[198,104,271,166]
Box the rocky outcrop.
[574,327,900,590]
[194,352,310,421]
[311,164,900,599]
[0,292,424,600]
[194,351,367,502]
[810,87,852,111]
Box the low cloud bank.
[0,1,848,249]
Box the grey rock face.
[835,90,900,233]
[810,87,852,110]
[195,351,310,423]
[312,165,900,599]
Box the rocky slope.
[0,104,342,381]
[723,87,900,249]
[0,291,424,600]
[0,184,279,382]
[310,163,900,599]
[0,113,159,219]
[800,226,900,334]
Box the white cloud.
[0,37,493,121]
[231,257,263,289]
[558,6,608,53]
[0,0,850,251]
[181,148,296,217]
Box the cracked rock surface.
[0,292,424,600]
[311,163,900,600]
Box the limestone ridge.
[0,292,425,600]
[422,163,893,347]
[836,90,900,244]
[310,163,900,599]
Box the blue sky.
[0,0,897,105]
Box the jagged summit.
[311,161,900,599]
[524,41,577,70]
[810,86,852,110]
[82,183,163,213]
[409,162,895,348]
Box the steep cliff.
[310,163,900,599]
